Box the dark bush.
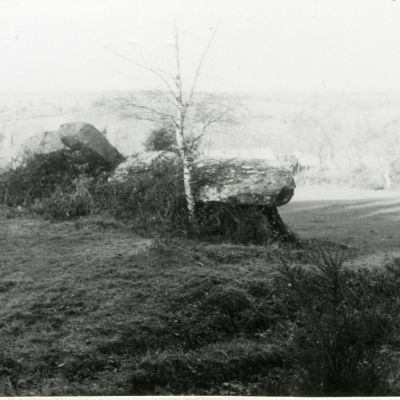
[91,155,188,234]
[92,245,400,396]
[143,126,201,158]
[144,127,177,152]
[0,149,114,207]
[0,145,289,242]
[32,177,95,220]
[274,246,400,396]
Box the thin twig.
[101,43,177,99]
[187,21,221,105]
[117,96,178,125]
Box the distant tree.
[367,123,400,190]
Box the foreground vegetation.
[0,147,295,244]
[0,208,400,395]
[1,145,400,395]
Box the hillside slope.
[2,91,400,170]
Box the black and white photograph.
[1,0,400,396]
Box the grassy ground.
[0,211,156,394]
[0,209,298,395]
[281,185,400,255]
[1,186,400,395]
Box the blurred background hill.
[2,90,400,189]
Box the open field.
[282,185,400,255]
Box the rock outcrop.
[110,151,177,182]
[59,122,123,166]
[20,122,123,166]
[20,130,64,156]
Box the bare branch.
[194,98,237,123]
[187,22,220,105]
[186,104,237,153]
[187,132,205,153]
[143,89,181,111]
[173,21,184,105]
[124,104,177,123]
[201,106,233,132]
[101,43,177,100]
[115,95,178,125]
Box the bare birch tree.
[105,22,235,223]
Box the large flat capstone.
[193,158,295,207]
[111,151,295,208]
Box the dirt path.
[281,185,400,255]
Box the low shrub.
[0,146,292,242]
[131,244,400,396]
[274,246,400,395]
[0,149,114,207]
[91,155,188,234]
[136,246,400,396]
[144,127,177,152]
[32,177,95,220]
[144,125,201,158]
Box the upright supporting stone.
[262,206,298,243]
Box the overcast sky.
[0,0,400,93]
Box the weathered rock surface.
[110,151,177,182]
[59,122,123,165]
[20,122,123,166]
[111,151,295,207]
[20,130,64,156]
[193,158,295,207]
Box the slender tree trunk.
[173,25,196,225]
[182,156,196,222]
[175,119,196,222]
